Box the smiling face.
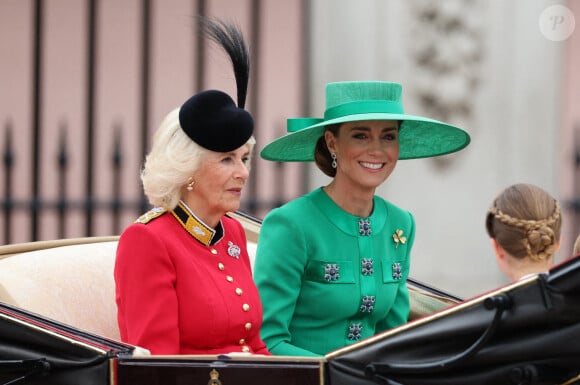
[185,143,251,225]
[325,120,400,192]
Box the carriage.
[1,212,579,385]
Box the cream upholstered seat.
[0,237,121,340]
[0,212,455,344]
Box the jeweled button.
[235,288,243,296]
[245,322,252,330]
[242,304,250,311]
[242,346,250,352]
[226,275,234,282]
[347,323,363,341]
[210,249,218,255]
[218,263,225,270]
[239,338,246,345]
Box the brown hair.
[485,183,561,261]
[314,124,341,177]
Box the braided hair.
[485,183,561,261]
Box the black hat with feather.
[179,18,253,152]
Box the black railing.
[2,122,14,243]
[2,121,139,243]
[30,0,43,241]
[1,119,278,244]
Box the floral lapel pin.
[392,229,407,248]
[227,241,241,258]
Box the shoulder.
[265,189,320,219]
[376,197,414,223]
[262,201,308,234]
[222,214,245,237]
[134,207,167,224]
[260,192,325,243]
[119,209,172,244]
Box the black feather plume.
[199,17,250,109]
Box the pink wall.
[0,0,34,242]
[0,0,306,242]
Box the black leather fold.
[327,256,580,385]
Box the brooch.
[392,229,407,248]
[227,241,241,258]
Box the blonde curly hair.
[485,183,561,262]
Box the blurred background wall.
[0,0,578,298]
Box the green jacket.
[254,188,414,357]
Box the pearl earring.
[186,177,195,191]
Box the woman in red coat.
[114,18,269,355]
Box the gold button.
[239,338,246,345]
[242,346,250,353]
[218,263,225,270]
[226,276,233,282]
[210,249,218,255]
[242,304,250,311]
[235,288,243,296]
[245,322,252,330]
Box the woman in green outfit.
[254,81,470,357]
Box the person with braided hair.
[485,183,562,281]
[573,234,580,257]
[114,18,269,355]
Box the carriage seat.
[0,237,122,341]
[0,234,259,343]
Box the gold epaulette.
[134,207,166,224]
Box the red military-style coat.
[114,201,269,355]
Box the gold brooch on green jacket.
[392,229,407,248]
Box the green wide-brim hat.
[260,81,470,161]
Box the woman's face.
[189,143,251,219]
[326,120,400,191]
